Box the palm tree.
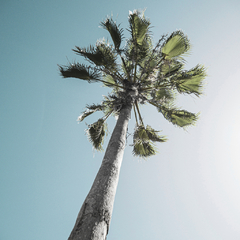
[59,10,206,240]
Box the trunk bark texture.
[68,103,132,240]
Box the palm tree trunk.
[68,103,132,240]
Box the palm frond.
[132,124,156,158]
[73,41,118,70]
[138,51,158,82]
[125,33,153,66]
[133,140,156,158]
[138,35,167,82]
[59,63,101,82]
[159,60,184,76]
[161,30,191,60]
[86,103,104,110]
[73,45,103,66]
[173,65,207,96]
[159,106,199,127]
[102,95,122,116]
[121,58,134,78]
[78,110,95,122]
[128,10,151,46]
[102,74,118,88]
[133,124,149,140]
[145,125,167,142]
[100,17,123,52]
[151,88,176,107]
[96,40,118,70]
[139,58,158,70]
[125,10,153,79]
[86,118,107,151]
[77,104,104,122]
[132,124,166,158]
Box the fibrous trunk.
[68,103,132,240]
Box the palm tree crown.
[59,10,206,158]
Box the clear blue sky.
[1,0,240,239]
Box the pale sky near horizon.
[1,0,240,239]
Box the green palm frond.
[161,30,191,60]
[100,17,123,52]
[59,63,101,82]
[145,125,167,142]
[133,140,156,158]
[102,95,123,116]
[121,58,134,78]
[102,74,118,88]
[138,35,167,82]
[139,58,158,71]
[128,10,151,46]
[125,10,152,75]
[125,33,153,65]
[152,88,176,107]
[134,124,149,140]
[173,65,206,96]
[132,125,156,158]
[138,57,158,83]
[73,41,118,70]
[77,104,104,122]
[160,60,184,76]
[132,124,166,158]
[159,106,199,127]
[133,124,167,142]
[86,118,107,151]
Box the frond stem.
[99,79,124,89]
[135,102,144,125]
[120,56,131,82]
[133,61,137,83]
[115,71,125,82]
[139,35,166,83]
[133,104,139,126]
[141,82,171,91]
[103,110,113,121]
[146,99,160,109]
[100,67,125,84]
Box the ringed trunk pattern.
[68,103,132,240]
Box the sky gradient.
[1,0,240,239]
